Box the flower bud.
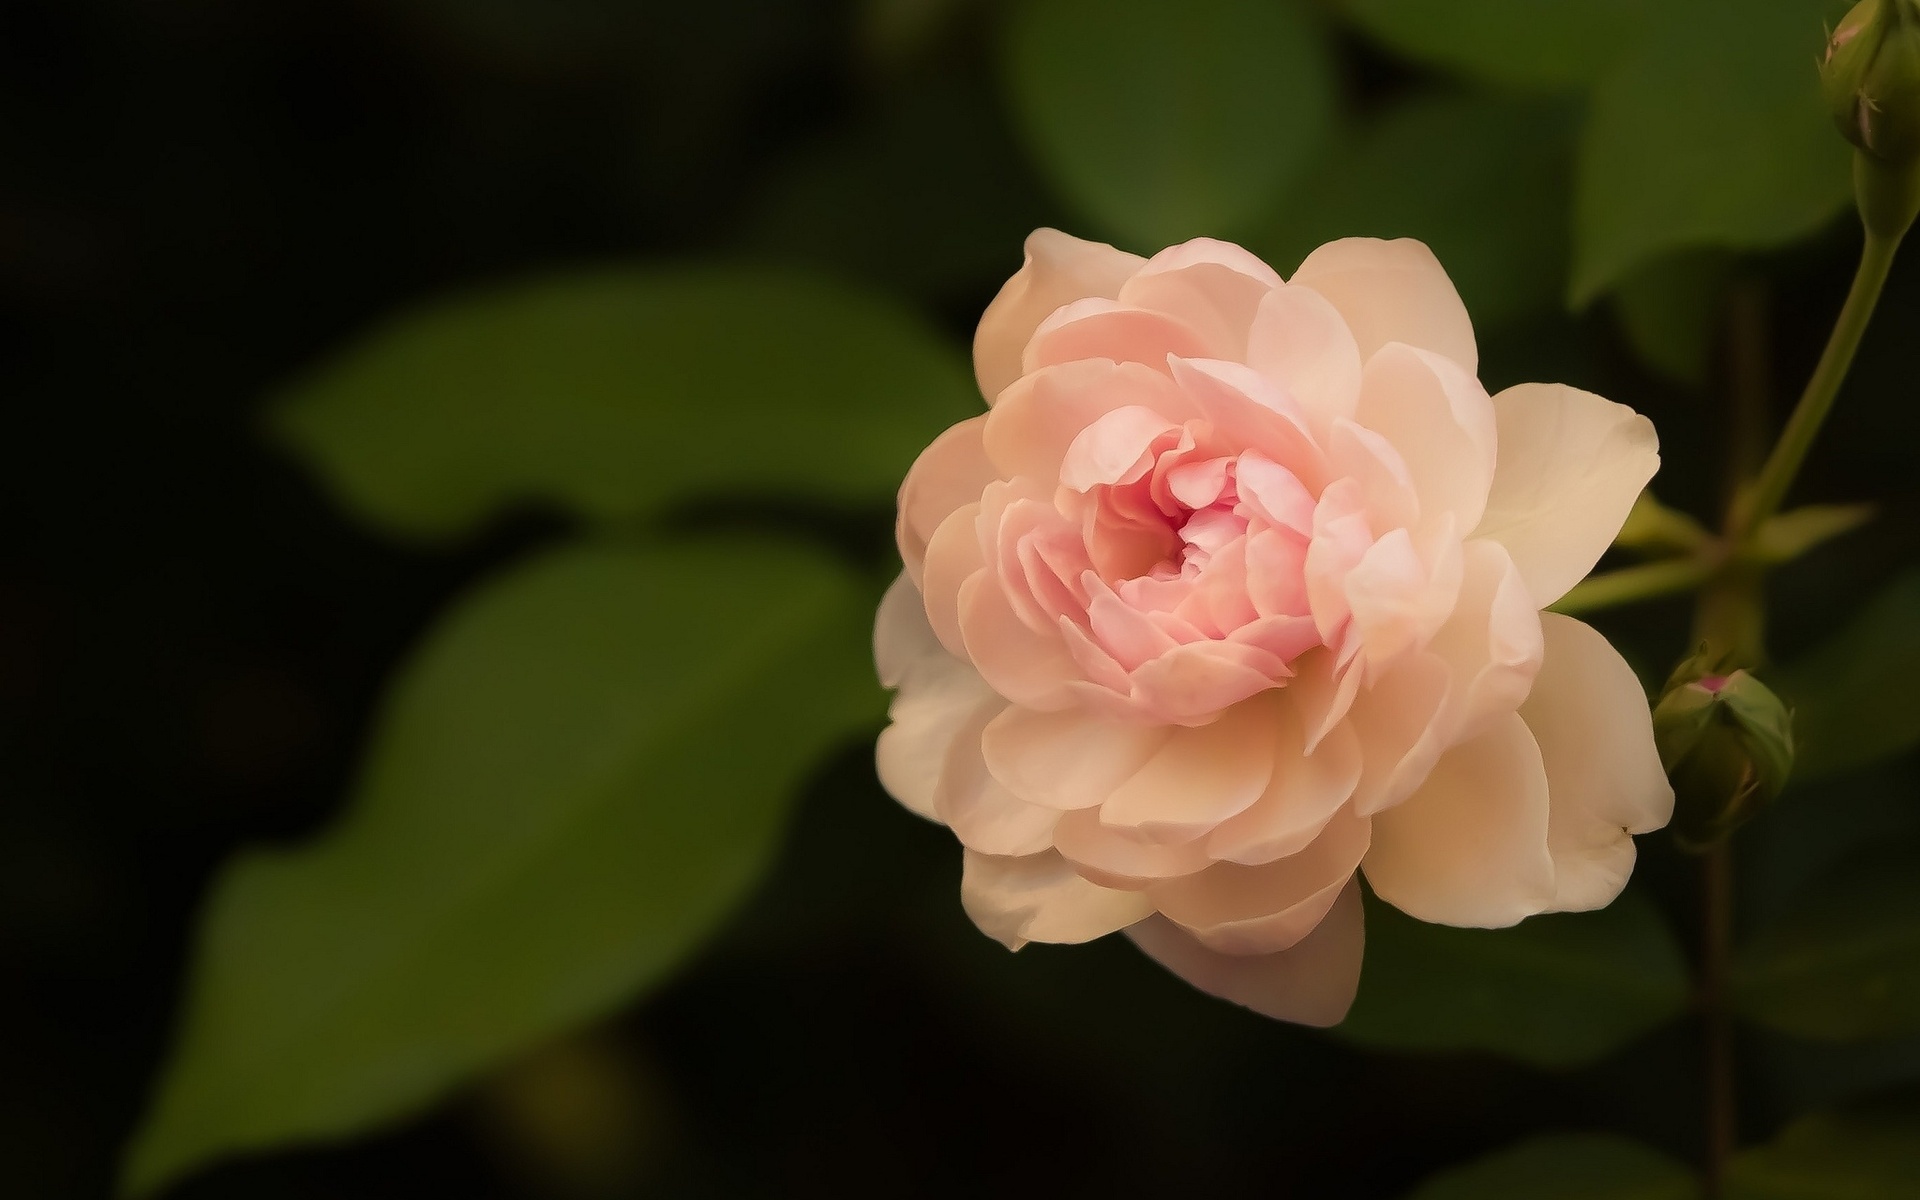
[1824,0,1920,163]
[1654,668,1795,853]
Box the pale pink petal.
[897,415,996,587]
[1234,452,1316,536]
[1476,383,1661,607]
[1342,528,1432,666]
[1304,479,1374,645]
[1052,805,1215,889]
[1061,405,1187,492]
[921,504,985,659]
[1099,698,1279,841]
[1245,528,1311,619]
[1522,614,1674,911]
[1353,343,1496,534]
[1289,237,1477,374]
[981,705,1172,811]
[934,698,1062,857]
[984,359,1194,482]
[1344,650,1453,815]
[1117,238,1284,360]
[876,652,999,822]
[958,570,1078,711]
[961,849,1153,949]
[1424,539,1544,744]
[1288,646,1364,754]
[1024,298,1212,377]
[1326,419,1419,536]
[1207,708,1364,865]
[1168,357,1327,489]
[974,228,1144,404]
[1126,879,1364,1026]
[1244,283,1365,438]
[1149,807,1369,955]
[1128,640,1286,725]
[874,572,941,689]
[1363,712,1556,928]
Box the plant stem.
[1701,844,1736,1199]
[1732,230,1902,543]
[1549,557,1715,616]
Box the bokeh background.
[6,0,1920,1196]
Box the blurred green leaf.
[1739,767,1920,932]
[1249,92,1576,330]
[274,268,976,540]
[122,540,880,1195]
[1733,841,1920,1041]
[1341,0,1657,92]
[1406,1133,1699,1200]
[1337,889,1690,1068]
[999,0,1335,249]
[1610,251,1732,389]
[1727,1110,1920,1198]
[1775,570,1920,779]
[740,75,1054,303]
[1570,0,1850,305]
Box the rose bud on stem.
[1652,659,1794,854]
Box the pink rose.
[875,230,1674,1025]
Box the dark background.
[4,0,1916,1196]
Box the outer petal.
[983,359,1195,483]
[876,652,999,823]
[1353,343,1496,535]
[957,570,1079,710]
[1148,806,1370,955]
[1098,697,1278,842]
[1422,538,1544,744]
[974,228,1144,404]
[875,572,941,689]
[1475,383,1660,608]
[1288,237,1478,375]
[1522,613,1674,911]
[1244,283,1364,439]
[934,699,1062,857]
[897,416,997,587]
[980,705,1172,811]
[1024,298,1212,377]
[1116,238,1284,361]
[1126,879,1364,1026]
[1363,711,1556,928]
[1206,708,1363,865]
[962,850,1153,949]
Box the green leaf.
[1337,889,1690,1068]
[1570,0,1850,305]
[1609,251,1732,389]
[1247,91,1576,330]
[1733,840,1920,1041]
[1775,570,1920,779]
[273,267,977,539]
[122,540,880,1195]
[1406,1133,1699,1200]
[1341,0,1657,92]
[999,0,1335,249]
[1727,1111,1920,1198]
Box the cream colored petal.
[1116,237,1283,360]
[1126,879,1364,1026]
[1353,343,1497,535]
[979,705,1172,811]
[961,849,1154,950]
[983,359,1195,483]
[1522,613,1674,912]
[921,504,985,659]
[896,415,996,587]
[1244,283,1364,438]
[1422,538,1544,744]
[874,573,941,689]
[876,652,998,823]
[930,695,1061,857]
[1149,806,1369,955]
[1344,650,1452,816]
[1289,237,1477,374]
[1023,298,1213,377]
[1207,709,1363,865]
[1476,382,1661,607]
[974,228,1145,404]
[957,570,1078,711]
[1052,806,1215,890]
[1098,698,1279,841]
[1363,711,1556,928]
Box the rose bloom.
[875,231,1674,1025]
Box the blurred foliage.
[4,0,1919,1193]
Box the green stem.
[1702,844,1737,1199]
[1550,557,1715,616]
[1732,228,1902,542]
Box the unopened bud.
[1654,667,1795,853]
[1825,0,1920,236]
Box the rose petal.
[897,415,996,587]
[921,503,985,659]
[875,572,942,689]
[1024,298,1213,377]
[1099,697,1279,841]
[974,228,1144,403]
[1168,357,1327,490]
[1244,283,1365,439]
[1353,343,1496,535]
[1363,711,1556,928]
[1424,538,1544,744]
[1476,383,1661,607]
[1289,237,1477,374]
[961,849,1153,949]
[1052,805,1215,889]
[958,569,1078,711]
[876,652,999,822]
[1126,879,1364,1026]
[935,699,1062,857]
[1150,805,1369,955]
[1344,649,1453,815]
[1061,405,1188,492]
[981,705,1172,811]
[1522,613,1674,911]
[1116,237,1284,360]
[1207,709,1364,865]
[984,359,1195,483]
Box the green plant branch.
[1551,558,1715,616]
